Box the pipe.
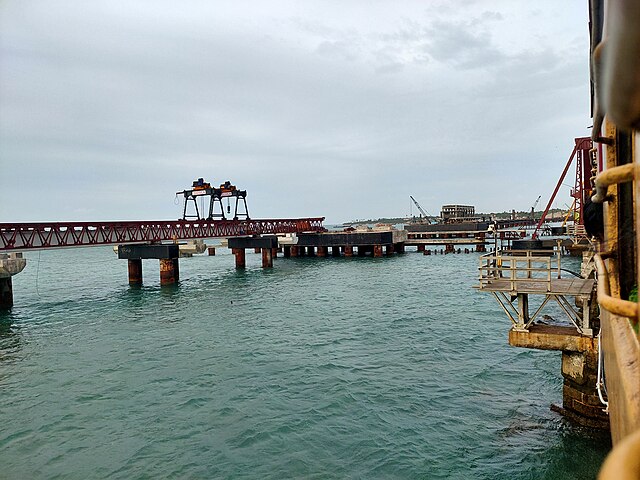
[591,163,635,203]
[594,252,638,318]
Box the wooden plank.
[476,278,594,295]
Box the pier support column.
[307,247,316,257]
[290,246,298,257]
[417,244,425,252]
[254,247,261,254]
[357,246,367,257]
[516,294,529,328]
[262,248,273,268]
[424,249,431,255]
[207,247,216,256]
[344,246,353,257]
[233,248,246,269]
[445,244,455,254]
[385,244,394,256]
[317,246,328,257]
[0,277,13,309]
[283,246,291,258]
[476,244,486,252]
[556,350,609,428]
[395,243,405,254]
[331,246,340,257]
[373,245,383,257]
[159,258,179,285]
[0,254,27,309]
[272,247,278,258]
[128,259,143,285]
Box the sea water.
[0,246,610,479]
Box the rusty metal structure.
[532,137,594,239]
[177,178,249,221]
[0,218,325,252]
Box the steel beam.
[0,218,325,251]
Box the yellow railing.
[594,252,638,319]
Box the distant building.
[440,205,476,223]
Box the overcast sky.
[1,1,591,224]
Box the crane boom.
[410,196,428,217]
[410,196,437,223]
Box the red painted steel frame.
[0,218,325,251]
[532,137,592,239]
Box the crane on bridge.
[409,196,438,224]
[178,178,249,221]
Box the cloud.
[0,1,591,222]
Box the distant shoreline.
[342,209,567,226]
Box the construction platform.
[474,247,607,428]
[475,249,596,336]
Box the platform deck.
[476,277,594,296]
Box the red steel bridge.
[0,218,325,252]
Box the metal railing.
[478,249,562,292]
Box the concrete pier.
[118,244,180,286]
[228,236,279,269]
[262,248,273,268]
[509,325,608,428]
[373,245,383,257]
[0,277,13,309]
[128,259,143,285]
[233,248,246,268]
[344,246,353,257]
[159,258,179,285]
[0,253,27,309]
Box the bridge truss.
[0,218,325,251]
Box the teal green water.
[1,247,609,479]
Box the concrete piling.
[262,248,273,268]
[159,258,179,285]
[344,246,353,257]
[0,277,13,308]
[233,248,246,269]
[317,246,328,257]
[128,259,143,285]
[385,244,394,256]
[373,245,383,257]
[207,247,216,256]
